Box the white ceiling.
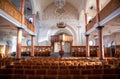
[36,0,86,12]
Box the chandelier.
[57,22,66,28]
[55,0,66,28]
[55,0,65,15]
[55,0,65,8]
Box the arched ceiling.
[36,0,87,13]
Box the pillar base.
[86,56,90,59]
[86,56,94,61]
[30,56,34,57]
[15,58,21,60]
[99,57,105,61]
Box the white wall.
[0,32,17,54]
[0,31,31,55]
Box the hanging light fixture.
[55,0,66,28]
[55,0,65,15]
[55,0,65,8]
[57,22,66,28]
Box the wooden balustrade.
[0,0,35,32]
[22,46,31,52]
[115,45,120,57]
[99,0,120,21]
[104,45,120,57]
[24,18,28,27]
[34,46,52,56]
[29,23,35,32]
[90,46,98,57]
[71,46,98,57]
[104,47,111,57]
[86,16,97,31]
[0,0,22,23]
[71,46,86,57]
[86,0,120,32]
[22,46,52,56]
[24,17,35,32]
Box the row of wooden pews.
[1,67,120,75]
[0,74,119,79]
[0,57,14,68]
[71,46,98,57]
[0,57,120,79]
[22,46,52,57]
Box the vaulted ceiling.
[35,0,86,13]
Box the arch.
[47,24,77,46]
[54,29,72,35]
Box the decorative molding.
[96,26,104,30]
[85,34,90,37]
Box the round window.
[27,40,31,46]
[89,40,94,46]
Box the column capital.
[17,27,23,30]
[31,35,36,37]
[96,26,104,30]
[85,34,90,37]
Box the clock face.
[27,40,31,46]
